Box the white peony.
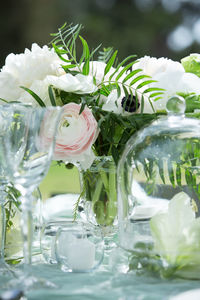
[132,56,184,78]
[0,43,66,103]
[2,43,65,85]
[0,72,21,101]
[132,56,200,111]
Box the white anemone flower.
[102,89,155,114]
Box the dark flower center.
[121,95,140,112]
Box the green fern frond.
[98,47,113,63]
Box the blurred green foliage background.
[1,0,200,68]
[1,0,200,199]
[40,163,80,200]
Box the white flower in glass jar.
[150,192,200,268]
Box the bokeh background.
[1,0,200,67]
[1,0,200,198]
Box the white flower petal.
[46,73,97,94]
[0,72,21,101]
[150,192,200,266]
[39,103,98,169]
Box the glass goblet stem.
[20,194,34,268]
[0,202,6,262]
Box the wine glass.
[3,104,63,289]
[0,104,29,280]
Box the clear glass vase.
[79,156,118,241]
[1,187,42,265]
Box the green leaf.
[149,92,164,98]
[158,159,166,184]
[90,44,102,60]
[185,94,200,113]
[129,75,151,86]
[176,165,182,186]
[79,100,87,114]
[52,43,70,63]
[48,85,56,106]
[136,79,157,90]
[115,61,138,81]
[109,55,137,80]
[152,96,163,102]
[0,98,8,103]
[140,93,144,114]
[79,35,90,75]
[167,160,176,188]
[122,69,142,84]
[98,47,113,63]
[122,85,129,98]
[20,86,46,107]
[50,23,83,73]
[62,64,78,71]
[104,50,118,76]
[116,84,121,99]
[143,87,165,94]
[100,84,111,97]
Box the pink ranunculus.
[53,103,98,168]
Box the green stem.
[99,169,109,194]
[92,178,103,207]
[92,158,117,226]
[105,160,117,225]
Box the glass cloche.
[117,96,200,278]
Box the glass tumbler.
[55,221,104,272]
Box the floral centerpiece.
[1,23,200,232]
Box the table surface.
[1,253,200,300]
[1,194,200,300]
[26,264,200,300]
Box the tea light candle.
[67,237,96,271]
